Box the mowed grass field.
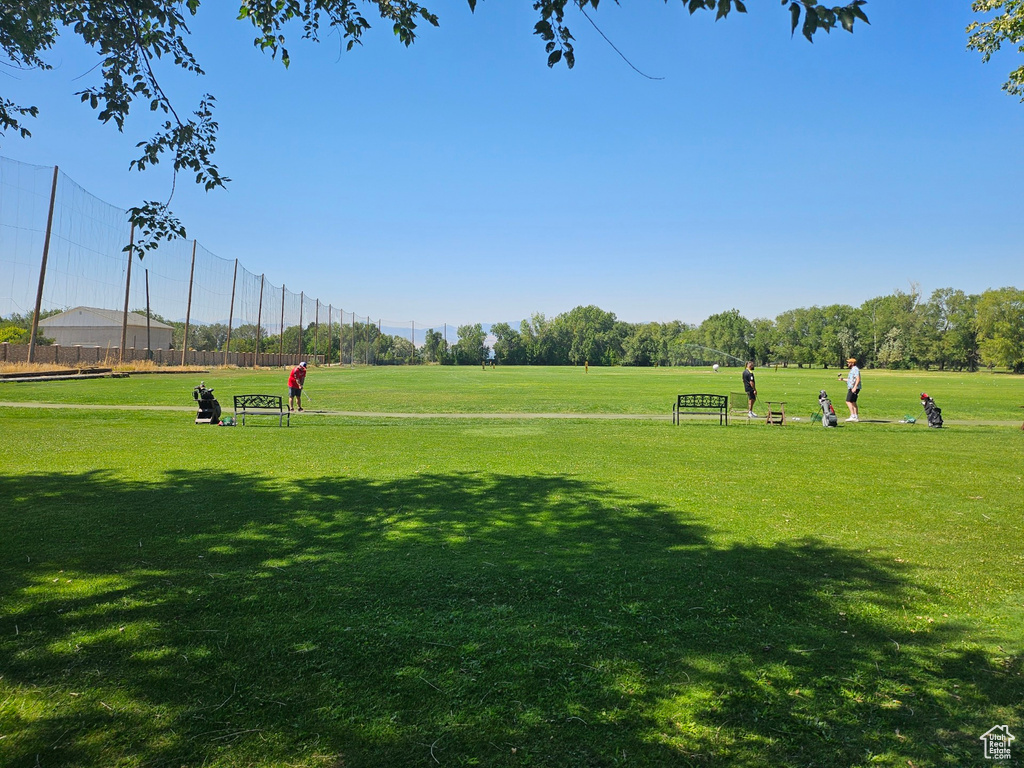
[1,366,1022,767]
[2,363,1022,421]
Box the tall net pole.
[119,223,135,362]
[27,166,59,364]
[255,274,265,366]
[298,291,304,358]
[145,268,152,359]
[181,240,197,367]
[279,284,285,358]
[225,258,238,365]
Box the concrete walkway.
[1,402,1020,427]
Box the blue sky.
[4,1,1023,328]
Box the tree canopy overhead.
[2,1,1020,251]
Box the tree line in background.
[2,285,1022,373]
[484,286,1024,373]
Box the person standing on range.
[288,361,307,412]
[840,357,861,422]
[742,361,757,418]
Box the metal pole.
[351,311,355,368]
[181,240,197,366]
[411,320,414,366]
[255,274,265,365]
[327,304,332,366]
[298,291,304,359]
[225,258,238,366]
[119,223,135,362]
[314,299,320,365]
[28,165,59,363]
[145,269,152,359]
[279,284,286,358]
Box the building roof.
[38,306,173,330]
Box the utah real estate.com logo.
[980,725,1015,761]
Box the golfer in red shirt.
[288,361,307,412]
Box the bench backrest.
[729,392,750,413]
[676,394,728,409]
[234,394,283,409]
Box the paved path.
[0,401,669,420]
[1,402,1020,427]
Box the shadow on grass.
[0,471,1019,767]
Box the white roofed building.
[38,307,174,350]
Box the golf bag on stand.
[920,392,943,428]
[193,382,222,425]
[819,390,839,428]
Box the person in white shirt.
[840,357,861,422]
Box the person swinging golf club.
[288,361,307,412]
[839,357,861,422]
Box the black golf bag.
[193,382,222,425]
[920,393,943,428]
[819,390,838,427]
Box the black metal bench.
[234,394,290,426]
[672,394,729,425]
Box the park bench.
[233,394,290,427]
[672,394,729,426]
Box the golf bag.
[819,390,838,428]
[920,392,943,428]
[193,382,222,425]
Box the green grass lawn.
[2,364,1023,421]
[1,367,1022,767]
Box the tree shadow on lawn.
[0,471,1019,767]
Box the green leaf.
[838,7,854,32]
[789,2,801,36]
[802,5,817,41]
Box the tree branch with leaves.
[968,0,1024,100]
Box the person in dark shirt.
[742,361,757,418]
